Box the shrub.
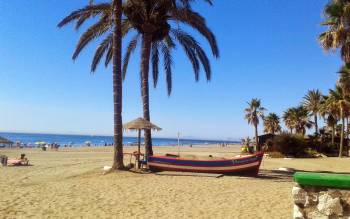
[319,142,339,157]
[263,139,274,152]
[270,133,307,157]
[268,151,284,158]
[304,148,319,158]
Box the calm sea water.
[0,132,238,147]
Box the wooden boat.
[147,152,264,176]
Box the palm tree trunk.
[346,117,349,140]
[140,34,153,158]
[331,124,335,145]
[290,128,293,134]
[111,0,124,170]
[254,124,259,152]
[340,108,344,158]
[314,114,318,135]
[346,117,349,157]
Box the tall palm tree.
[244,98,265,151]
[302,89,323,134]
[58,1,125,170]
[319,0,350,63]
[112,0,124,169]
[263,113,281,135]
[122,0,219,157]
[58,0,217,158]
[328,85,350,157]
[338,65,350,144]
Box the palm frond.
[171,29,212,80]
[122,34,140,80]
[57,3,110,28]
[161,43,173,96]
[171,30,200,80]
[91,34,113,72]
[151,42,160,88]
[170,7,219,58]
[105,46,113,67]
[72,15,110,60]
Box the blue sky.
[0,0,341,140]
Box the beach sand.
[1,145,350,218]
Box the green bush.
[268,151,284,158]
[319,142,339,157]
[270,133,307,157]
[304,148,320,158]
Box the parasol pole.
[177,132,180,156]
[137,129,141,169]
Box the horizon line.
[0,130,240,142]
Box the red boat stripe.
[148,161,260,171]
[148,161,253,167]
[150,166,259,174]
[151,152,264,162]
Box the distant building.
[0,136,13,148]
[257,134,275,148]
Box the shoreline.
[1,143,241,150]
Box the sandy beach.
[1,145,350,219]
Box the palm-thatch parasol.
[123,117,161,168]
[0,136,13,147]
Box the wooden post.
[177,132,180,156]
[138,129,141,169]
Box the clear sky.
[0,0,342,140]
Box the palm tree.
[263,113,281,135]
[283,107,312,136]
[293,106,313,136]
[328,85,350,157]
[338,65,350,96]
[302,89,323,134]
[319,0,350,63]
[321,95,339,144]
[122,0,219,157]
[244,98,265,151]
[58,1,125,170]
[338,65,350,144]
[58,0,217,158]
[283,108,295,134]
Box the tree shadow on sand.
[255,169,294,182]
[249,169,350,183]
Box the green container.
[294,172,350,189]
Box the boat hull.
[147,153,264,176]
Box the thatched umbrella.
[123,117,161,168]
[0,136,13,148]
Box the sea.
[0,132,238,147]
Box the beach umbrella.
[35,141,47,145]
[0,136,14,148]
[123,117,161,168]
